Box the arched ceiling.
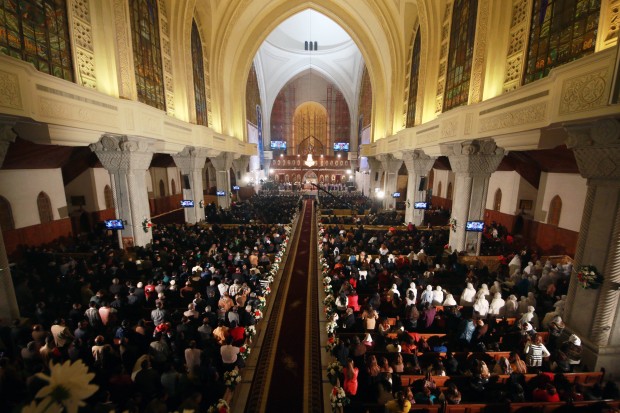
[256,10,364,120]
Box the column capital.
[209,151,234,171]
[90,134,155,171]
[0,122,17,168]
[232,155,250,172]
[171,146,209,172]
[366,156,382,172]
[377,153,403,173]
[441,138,505,175]
[402,150,436,175]
[565,118,620,180]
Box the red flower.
[240,346,246,353]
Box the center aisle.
[245,199,323,413]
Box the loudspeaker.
[419,176,427,191]
[182,175,191,189]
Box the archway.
[303,171,318,184]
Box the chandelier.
[305,153,316,167]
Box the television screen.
[216,190,226,196]
[392,192,401,198]
[270,141,287,150]
[104,219,124,230]
[180,200,194,207]
[232,185,240,191]
[466,221,485,232]
[333,142,349,152]
[414,202,427,209]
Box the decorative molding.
[478,101,547,133]
[442,138,505,175]
[435,1,453,115]
[603,0,620,45]
[0,123,17,167]
[469,0,490,104]
[69,0,96,89]
[0,71,22,109]
[503,0,532,92]
[113,0,135,100]
[559,68,610,114]
[464,113,474,135]
[90,134,155,171]
[402,150,436,175]
[565,119,620,179]
[441,118,458,138]
[158,0,174,116]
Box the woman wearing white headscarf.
[505,295,519,317]
[523,261,535,275]
[388,284,400,301]
[508,254,521,276]
[476,283,490,301]
[526,292,537,308]
[420,285,434,306]
[460,283,476,307]
[518,296,529,315]
[520,306,539,329]
[406,282,417,297]
[489,292,506,317]
[432,286,444,306]
[473,295,490,317]
[443,294,457,307]
[490,281,502,296]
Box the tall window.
[191,20,208,126]
[158,179,165,197]
[406,29,422,127]
[437,181,443,198]
[447,182,453,200]
[37,191,53,223]
[104,185,114,209]
[0,196,14,230]
[524,0,600,84]
[0,0,73,81]
[129,0,166,110]
[443,0,478,112]
[171,179,176,195]
[548,195,562,226]
[494,188,502,211]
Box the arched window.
[129,0,166,110]
[428,169,435,192]
[191,20,208,126]
[447,182,453,200]
[493,188,502,211]
[524,0,600,84]
[443,0,478,111]
[437,181,443,198]
[0,196,14,230]
[406,29,422,128]
[104,185,114,209]
[548,195,562,226]
[171,179,176,195]
[37,192,53,224]
[0,0,74,81]
[158,179,166,197]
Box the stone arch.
[548,195,562,227]
[0,195,14,230]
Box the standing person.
[524,335,550,373]
[343,358,359,397]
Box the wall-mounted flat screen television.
[392,192,401,198]
[180,200,194,207]
[466,221,485,232]
[104,219,124,230]
[270,141,287,150]
[232,185,240,191]
[216,190,226,196]
[333,142,349,152]
[414,202,428,209]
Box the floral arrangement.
[254,309,263,321]
[264,286,271,296]
[142,217,153,233]
[256,296,266,310]
[449,217,457,233]
[207,399,229,413]
[577,265,603,289]
[326,319,338,334]
[323,275,332,286]
[223,368,242,390]
[323,294,335,306]
[245,325,256,339]
[239,344,251,360]
[22,360,98,413]
[330,386,350,411]
[325,284,333,294]
[326,360,343,383]
[325,335,339,353]
[266,275,274,284]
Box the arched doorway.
[303,171,318,184]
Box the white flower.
[34,360,98,413]
[21,399,62,413]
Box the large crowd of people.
[0,195,300,413]
[319,223,619,412]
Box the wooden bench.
[443,400,620,413]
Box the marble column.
[563,118,620,378]
[378,154,403,210]
[403,150,436,226]
[366,156,383,199]
[0,124,19,321]
[90,135,155,247]
[171,147,209,224]
[442,139,504,254]
[232,156,250,200]
[210,152,234,209]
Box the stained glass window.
[129,0,166,110]
[0,0,73,81]
[191,20,208,126]
[406,29,421,128]
[443,0,478,112]
[524,0,600,84]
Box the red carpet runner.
[245,200,322,413]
